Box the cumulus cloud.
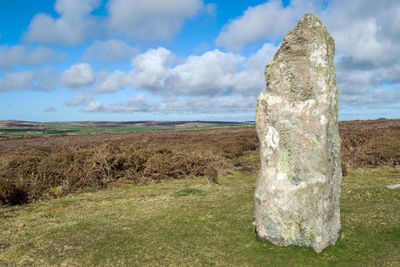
[319,0,400,106]
[132,48,245,95]
[61,63,95,87]
[336,69,376,96]
[82,39,138,62]
[84,95,155,113]
[107,0,206,40]
[24,0,212,45]
[324,15,397,68]
[63,93,93,106]
[24,0,101,45]
[216,0,318,50]
[0,45,61,69]
[0,68,57,92]
[144,43,276,95]
[213,0,400,112]
[340,88,400,107]
[95,70,133,93]
[92,44,276,96]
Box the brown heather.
[0,118,399,205]
[0,127,257,205]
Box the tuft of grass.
[0,167,399,266]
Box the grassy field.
[0,121,251,139]
[0,158,399,266]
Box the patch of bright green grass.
[174,188,205,197]
[0,167,399,266]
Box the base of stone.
[255,228,340,253]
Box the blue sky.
[0,0,399,122]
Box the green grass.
[0,167,399,266]
[174,188,205,197]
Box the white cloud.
[61,63,95,87]
[0,45,61,69]
[164,50,244,95]
[131,44,276,96]
[337,69,376,95]
[0,68,57,92]
[323,14,396,68]
[320,0,400,67]
[24,0,212,45]
[84,95,155,113]
[378,63,400,84]
[244,43,277,70]
[319,0,400,106]
[231,43,277,94]
[213,0,400,112]
[107,0,205,40]
[24,0,101,45]
[95,70,133,93]
[216,0,317,51]
[340,88,400,107]
[131,47,175,91]
[83,94,256,114]
[91,44,276,96]
[131,48,245,95]
[63,93,93,106]
[83,39,138,62]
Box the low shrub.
[341,162,347,177]
[1,119,398,206]
[0,133,253,205]
[0,178,28,205]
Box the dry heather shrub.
[143,153,174,180]
[356,135,400,167]
[1,121,399,206]
[123,146,152,182]
[205,166,219,184]
[142,147,214,181]
[90,143,125,185]
[341,162,347,177]
[217,139,256,159]
[0,132,253,205]
[0,178,28,205]
[339,119,400,168]
[341,130,400,167]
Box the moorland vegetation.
[0,118,399,206]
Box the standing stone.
[254,14,342,253]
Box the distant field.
[0,120,253,138]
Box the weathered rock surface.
[254,14,342,253]
[386,184,400,189]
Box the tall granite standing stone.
[254,14,342,253]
